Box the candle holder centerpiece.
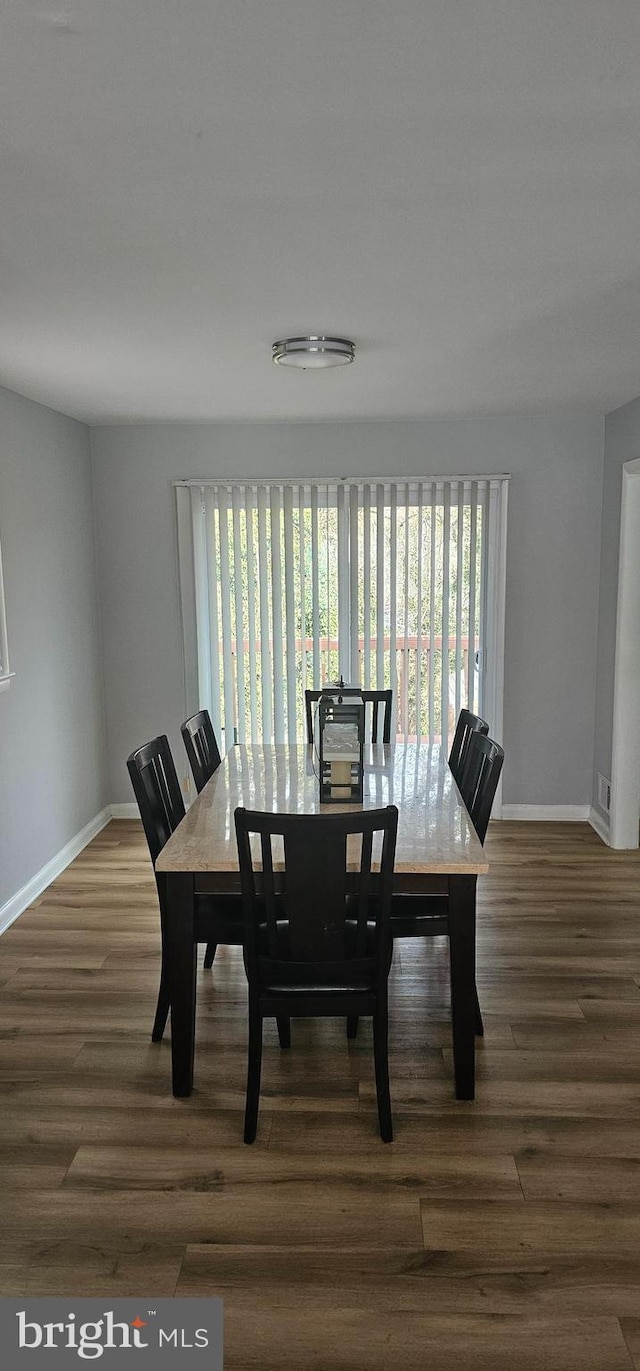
[318,692,364,803]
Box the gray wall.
[593,394,640,816]
[0,386,106,911]
[91,416,604,808]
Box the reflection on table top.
[156,743,489,876]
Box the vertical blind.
[176,477,508,752]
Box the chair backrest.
[235,806,398,983]
[305,689,393,744]
[126,734,185,865]
[448,708,489,783]
[181,709,222,794]
[459,732,504,845]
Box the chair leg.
[346,1015,359,1039]
[276,1016,291,1048]
[203,942,217,969]
[244,1003,263,1145]
[152,953,171,1042]
[473,983,484,1037]
[373,1003,393,1143]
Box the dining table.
[155,741,489,1101]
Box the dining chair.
[181,708,222,795]
[127,734,244,1039]
[305,688,393,745]
[349,731,503,1049]
[457,731,504,845]
[448,708,489,786]
[234,804,399,1143]
[392,729,503,1033]
[180,710,226,967]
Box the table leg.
[448,874,477,1100]
[164,872,197,1097]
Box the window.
[0,529,11,691]
[176,476,508,752]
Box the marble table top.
[156,742,489,877]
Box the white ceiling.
[1,1,640,424]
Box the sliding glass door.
[176,476,508,753]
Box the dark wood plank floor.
[0,818,639,1370]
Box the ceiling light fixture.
[272,336,355,369]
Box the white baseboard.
[0,806,112,937]
[500,804,591,822]
[588,806,611,846]
[109,803,140,820]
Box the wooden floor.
[1,819,640,1369]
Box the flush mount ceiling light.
[272,336,355,369]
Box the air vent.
[597,773,611,813]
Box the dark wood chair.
[234,804,399,1143]
[457,732,504,846]
[181,709,222,796]
[305,688,393,744]
[127,734,243,1039]
[180,710,224,965]
[389,729,503,1038]
[448,708,489,786]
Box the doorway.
[610,456,640,849]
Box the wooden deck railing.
[223,633,479,740]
